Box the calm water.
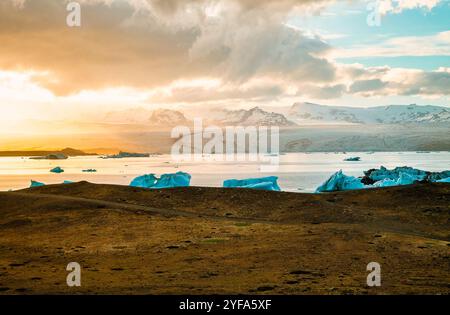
[0,152,449,192]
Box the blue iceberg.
[50,166,64,173]
[317,166,450,192]
[130,172,191,189]
[373,172,418,188]
[316,170,365,193]
[30,180,45,188]
[130,174,158,188]
[223,176,281,191]
[152,172,191,189]
[436,177,450,183]
[364,166,427,182]
[344,157,361,162]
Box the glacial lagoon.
[0,151,449,192]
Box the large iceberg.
[130,174,158,188]
[315,170,365,193]
[363,166,450,184]
[130,172,191,189]
[316,166,450,192]
[364,166,427,183]
[152,172,191,189]
[223,176,281,191]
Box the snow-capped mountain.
[210,107,296,126]
[288,102,450,124]
[149,109,188,126]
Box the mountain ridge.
[288,102,450,125]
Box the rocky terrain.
[0,182,449,295]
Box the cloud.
[343,67,450,97]
[0,0,335,95]
[349,79,387,93]
[333,31,450,58]
[377,0,442,15]
[0,0,449,105]
[297,83,347,99]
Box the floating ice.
[130,172,191,189]
[30,153,68,160]
[130,174,158,188]
[317,166,450,192]
[344,157,361,162]
[30,180,45,187]
[223,176,281,191]
[436,177,450,183]
[364,166,450,183]
[373,172,418,188]
[315,170,365,192]
[50,166,64,173]
[428,170,450,182]
[82,169,97,173]
[102,151,150,159]
[152,172,191,189]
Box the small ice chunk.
[344,157,361,162]
[50,166,64,173]
[82,169,97,173]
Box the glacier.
[130,172,191,189]
[223,176,281,191]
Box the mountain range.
[102,103,450,127]
[288,102,450,125]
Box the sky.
[0,0,449,126]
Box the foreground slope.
[0,182,449,294]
